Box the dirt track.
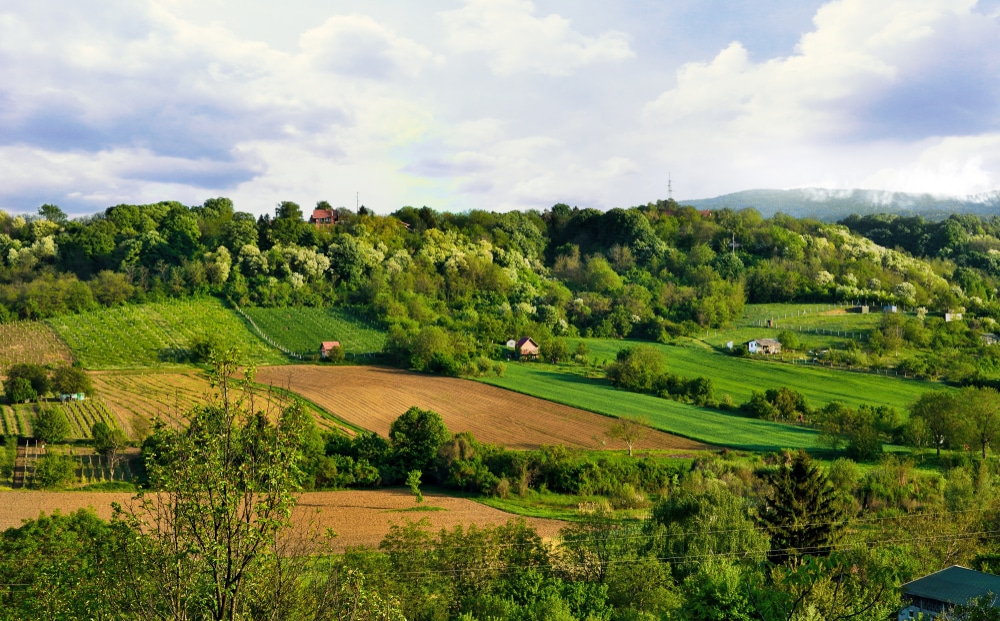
[257,365,708,451]
[0,490,564,551]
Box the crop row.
[241,306,387,355]
[46,298,284,369]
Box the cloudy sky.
[1,0,999,216]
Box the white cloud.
[299,15,436,79]
[644,0,977,140]
[440,0,634,76]
[862,134,1000,196]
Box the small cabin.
[319,341,342,359]
[59,393,86,402]
[747,338,782,355]
[883,305,898,313]
[849,305,870,314]
[515,337,539,360]
[945,312,963,323]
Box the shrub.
[33,407,72,444]
[33,453,76,489]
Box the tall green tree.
[116,350,309,621]
[389,406,450,477]
[910,390,963,457]
[758,451,845,564]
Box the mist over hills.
[681,188,1000,221]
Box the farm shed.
[898,565,1000,620]
[515,337,539,360]
[944,312,963,322]
[883,305,898,313]
[849,305,869,314]
[319,341,342,359]
[982,333,999,345]
[747,338,782,355]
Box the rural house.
[319,341,342,359]
[309,207,337,228]
[746,338,782,355]
[898,565,1000,619]
[515,337,539,360]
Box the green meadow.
[480,363,822,451]
[576,338,940,412]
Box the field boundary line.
[227,300,302,361]
[251,381,370,435]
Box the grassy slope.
[480,363,821,451]
[578,338,940,412]
[241,307,387,355]
[47,298,285,369]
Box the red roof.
[310,208,335,221]
[515,337,537,349]
[320,341,341,350]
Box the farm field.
[89,370,217,432]
[242,306,387,356]
[256,365,708,451]
[480,363,821,451]
[0,489,565,551]
[0,321,74,372]
[5,400,119,440]
[46,297,285,369]
[90,370,345,435]
[576,338,941,413]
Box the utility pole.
[668,173,673,201]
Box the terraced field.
[241,306,387,356]
[257,365,708,451]
[90,370,345,435]
[46,298,284,369]
[0,321,74,372]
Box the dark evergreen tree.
[758,450,845,564]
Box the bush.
[33,453,76,489]
[33,407,72,444]
[5,363,50,401]
[6,377,36,403]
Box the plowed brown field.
[0,490,565,551]
[257,365,708,451]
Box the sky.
[1,0,999,217]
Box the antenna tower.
[668,173,673,201]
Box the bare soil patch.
[0,489,564,552]
[257,365,708,451]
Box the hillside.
[681,188,1000,221]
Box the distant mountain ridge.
[680,188,1000,221]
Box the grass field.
[479,363,822,451]
[576,338,940,413]
[0,321,75,373]
[242,307,387,357]
[258,365,708,451]
[47,298,285,369]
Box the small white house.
[945,312,963,322]
[747,338,782,355]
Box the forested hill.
[3,198,1000,376]
[683,188,1000,221]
